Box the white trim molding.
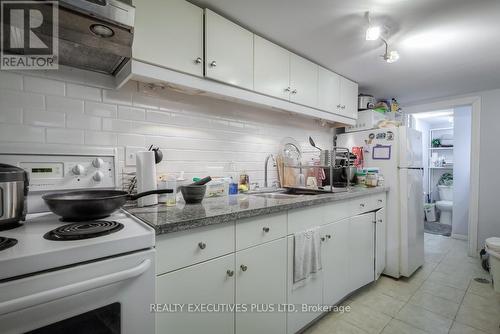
[405,96,481,257]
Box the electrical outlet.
[125,146,144,166]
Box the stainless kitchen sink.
[250,192,302,199]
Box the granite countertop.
[124,186,389,235]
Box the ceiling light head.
[366,26,381,41]
[384,50,400,63]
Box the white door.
[375,208,386,279]
[339,77,358,119]
[133,0,204,76]
[205,9,254,90]
[399,127,423,168]
[156,254,235,334]
[254,36,291,100]
[322,219,350,305]
[236,238,287,334]
[399,168,425,277]
[317,66,341,113]
[289,54,318,107]
[349,213,375,290]
[286,235,323,334]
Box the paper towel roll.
[136,151,157,207]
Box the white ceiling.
[190,0,500,104]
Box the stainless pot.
[0,164,29,225]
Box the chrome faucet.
[264,154,276,188]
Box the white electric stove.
[0,145,156,334]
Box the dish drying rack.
[279,147,354,193]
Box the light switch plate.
[125,146,144,166]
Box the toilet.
[436,185,453,225]
[485,237,500,292]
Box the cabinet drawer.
[350,195,373,215]
[288,205,325,234]
[236,213,287,251]
[372,193,386,209]
[324,200,351,224]
[156,223,235,274]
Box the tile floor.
[304,233,500,334]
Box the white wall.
[405,87,500,248]
[452,106,471,237]
[0,71,332,186]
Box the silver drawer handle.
[226,270,234,277]
[210,60,217,67]
[341,105,346,109]
[378,199,383,203]
[194,57,202,64]
[378,219,383,223]
[291,89,297,94]
[337,104,341,108]
[263,227,270,233]
[360,203,365,207]
[285,87,291,92]
[198,242,206,250]
[326,234,332,239]
[240,264,248,272]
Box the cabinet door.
[156,254,235,334]
[254,36,291,100]
[205,9,254,90]
[375,208,386,279]
[317,66,341,113]
[133,0,203,76]
[236,238,287,334]
[348,213,375,291]
[289,54,318,107]
[286,236,323,334]
[322,219,350,306]
[339,77,359,119]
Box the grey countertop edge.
[129,187,389,235]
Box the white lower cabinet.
[321,218,350,306]
[236,238,287,334]
[348,213,375,291]
[286,235,323,334]
[375,208,386,279]
[156,254,235,334]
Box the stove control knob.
[93,171,104,182]
[92,158,104,169]
[72,164,85,175]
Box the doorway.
[408,106,472,241]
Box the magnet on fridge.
[372,145,392,160]
[386,131,394,140]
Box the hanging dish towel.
[293,227,322,284]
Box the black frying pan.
[42,189,172,221]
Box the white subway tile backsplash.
[46,128,84,144]
[0,108,22,124]
[0,89,44,109]
[0,75,331,185]
[0,124,44,143]
[0,72,23,90]
[84,131,117,146]
[66,113,101,130]
[24,110,65,128]
[24,76,65,96]
[85,101,117,118]
[46,95,84,114]
[67,83,101,101]
[118,106,146,121]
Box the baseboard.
[451,233,467,240]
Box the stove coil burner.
[0,236,18,251]
[44,221,124,241]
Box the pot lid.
[0,164,27,182]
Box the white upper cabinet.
[254,36,291,100]
[289,54,318,107]
[205,9,254,90]
[317,66,341,113]
[340,77,359,119]
[133,0,203,76]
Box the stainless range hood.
[57,0,135,75]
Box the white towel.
[293,227,322,284]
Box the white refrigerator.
[337,127,424,278]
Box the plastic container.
[424,203,437,222]
[206,178,228,197]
